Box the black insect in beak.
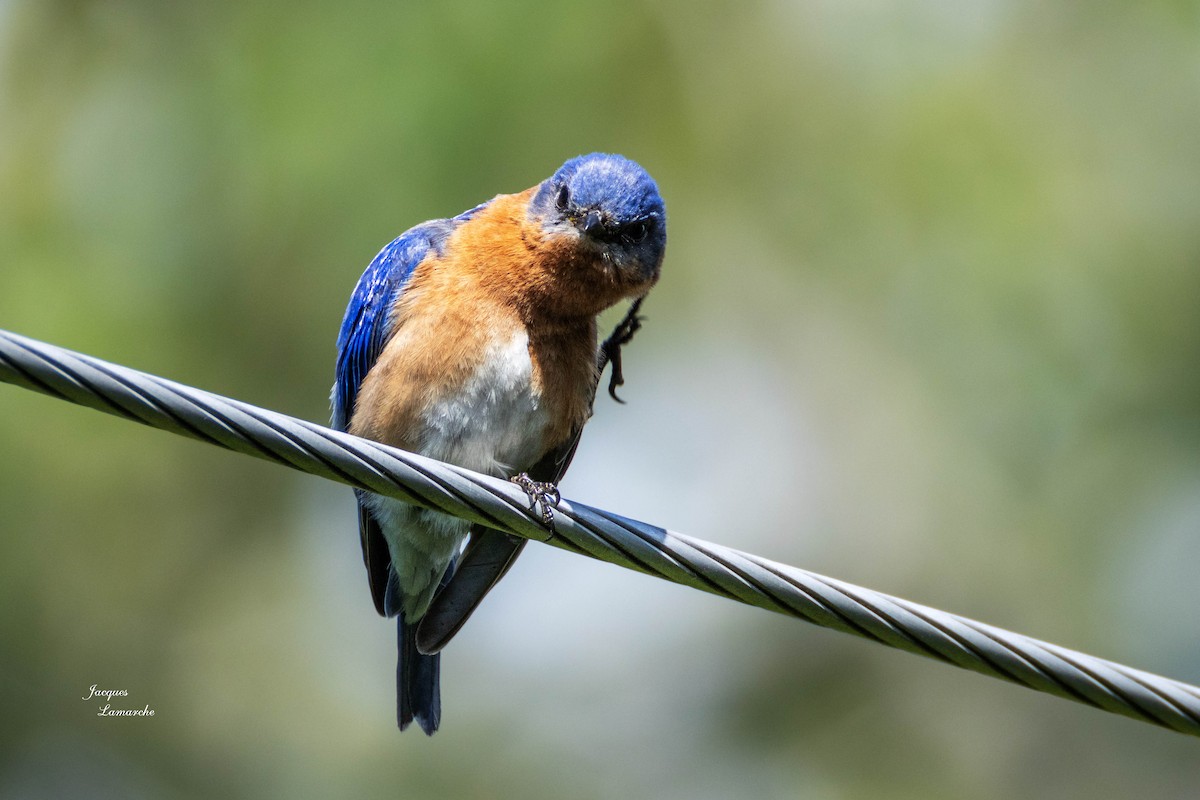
[579,209,606,238]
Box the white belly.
[368,330,551,619]
[419,329,551,477]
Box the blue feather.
[331,203,487,432]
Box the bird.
[331,153,666,735]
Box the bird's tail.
[397,614,441,735]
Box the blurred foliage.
[2,1,1200,798]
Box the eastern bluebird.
[332,153,666,735]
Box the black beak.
[579,209,605,238]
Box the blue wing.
[334,229,431,430]
[332,202,488,617]
[332,201,489,431]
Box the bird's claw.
[599,296,646,404]
[510,473,561,532]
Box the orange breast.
[349,192,600,471]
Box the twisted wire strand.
[1,327,1198,737]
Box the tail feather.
[397,614,441,735]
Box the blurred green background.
[2,1,1199,797]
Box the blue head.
[530,153,666,294]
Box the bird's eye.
[555,184,570,212]
[622,220,650,244]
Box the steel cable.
[2,327,1197,737]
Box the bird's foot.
[599,296,646,403]
[510,473,561,532]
